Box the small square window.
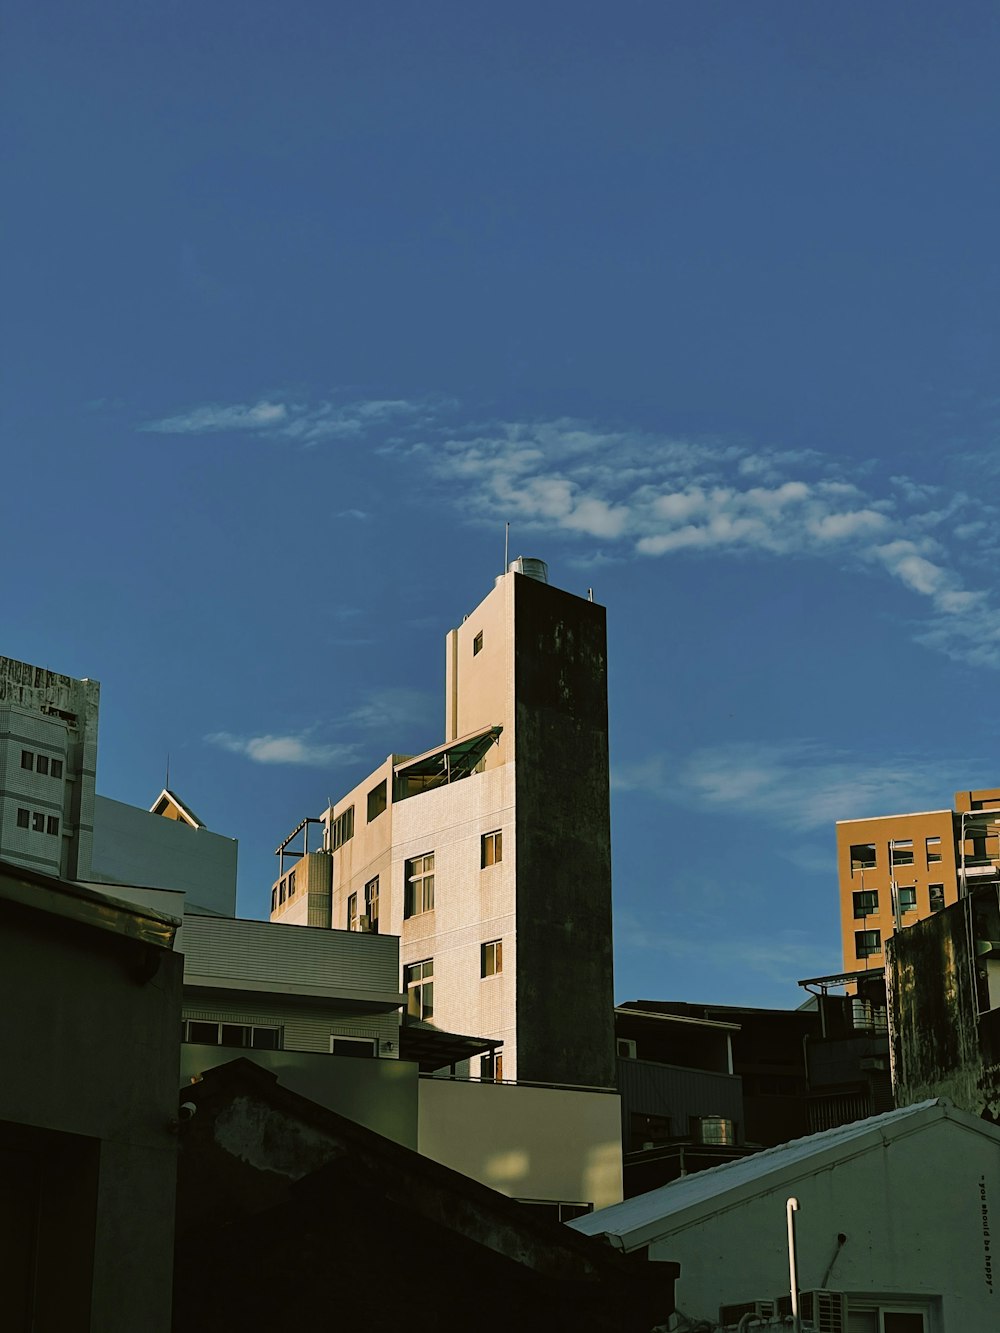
[51,758,63,779]
[473,631,483,656]
[32,812,45,833]
[20,750,33,771]
[16,808,29,829]
[367,779,387,823]
[46,815,59,836]
[890,839,914,866]
[897,886,917,913]
[855,929,881,959]
[35,754,49,775]
[481,939,502,977]
[929,883,945,912]
[853,889,878,919]
[481,829,502,868]
[850,843,876,871]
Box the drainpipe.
[786,1197,801,1333]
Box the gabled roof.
[150,788,205,828]
[569,1099,1000,1252]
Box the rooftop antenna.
[504,521,510,574]
[587,588,594,602]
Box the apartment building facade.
[836,786,1000,974]
[0,654,237,913]
[271,560,616,1089]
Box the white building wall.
[393,763,517,1076]
[645,1118,997,1331]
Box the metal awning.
[398,1017,502,1073]
[798,967,885,992]
[393,725,502,799]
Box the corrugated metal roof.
[568,1099,997,1251]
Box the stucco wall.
[418,1077,623,1208]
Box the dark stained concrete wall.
[513,576,616,1088]
[887,885,1000,1121]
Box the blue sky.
[4,1,1000,1008]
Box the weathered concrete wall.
[887,885,1000,1119]
[513,574,616,1088]
[0,867,181,1333]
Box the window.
[331,805,355,849]
[32,812,44,833]
[853,889,878,918]
[473,630,483,655]
[481,939,503,977]
[367,779,387,823]
[279,880,286,904]
[16,808,29,829]
[51,758,63,779]
[481,829,502,867]
[287,868,296,897]
[926,836,942,863]
[35,754,49,776]
[850,843,877,871]
[182,1021,281,1049]
[855,929,881,959]
[365,876,379,933]
[480,1050,503,1082]
[347,892,359,931]
[846,1301,928,1331]
[46,816,59,836]
[20,750,33,771]
[890,839,914,866]
[330,1036,377,1058]
[404,958,434,1020]
[270,888,277,913]
[897,885,917,913]
[404,853,435,917]
[929,883,945,911]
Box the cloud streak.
[142,396,427,444]
[612,741,971,831]
[207,731,359,767]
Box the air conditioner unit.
[719,1299,775,1328]
[616,1038,637,1059]
[775,1290,846,1333]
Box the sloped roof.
[569,1099,1000,1252]
[150,788,205,828]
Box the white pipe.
[786,1197,801,1333]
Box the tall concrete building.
[835,786,1000,974]
[0,654,237,914]
[272,559,616,1088]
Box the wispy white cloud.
[345,687,436,733]
[612,741,966,832]
[143,401,289,433]
[141,392,1000,666]
[206,731,358,767]
[141,395,426,444]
